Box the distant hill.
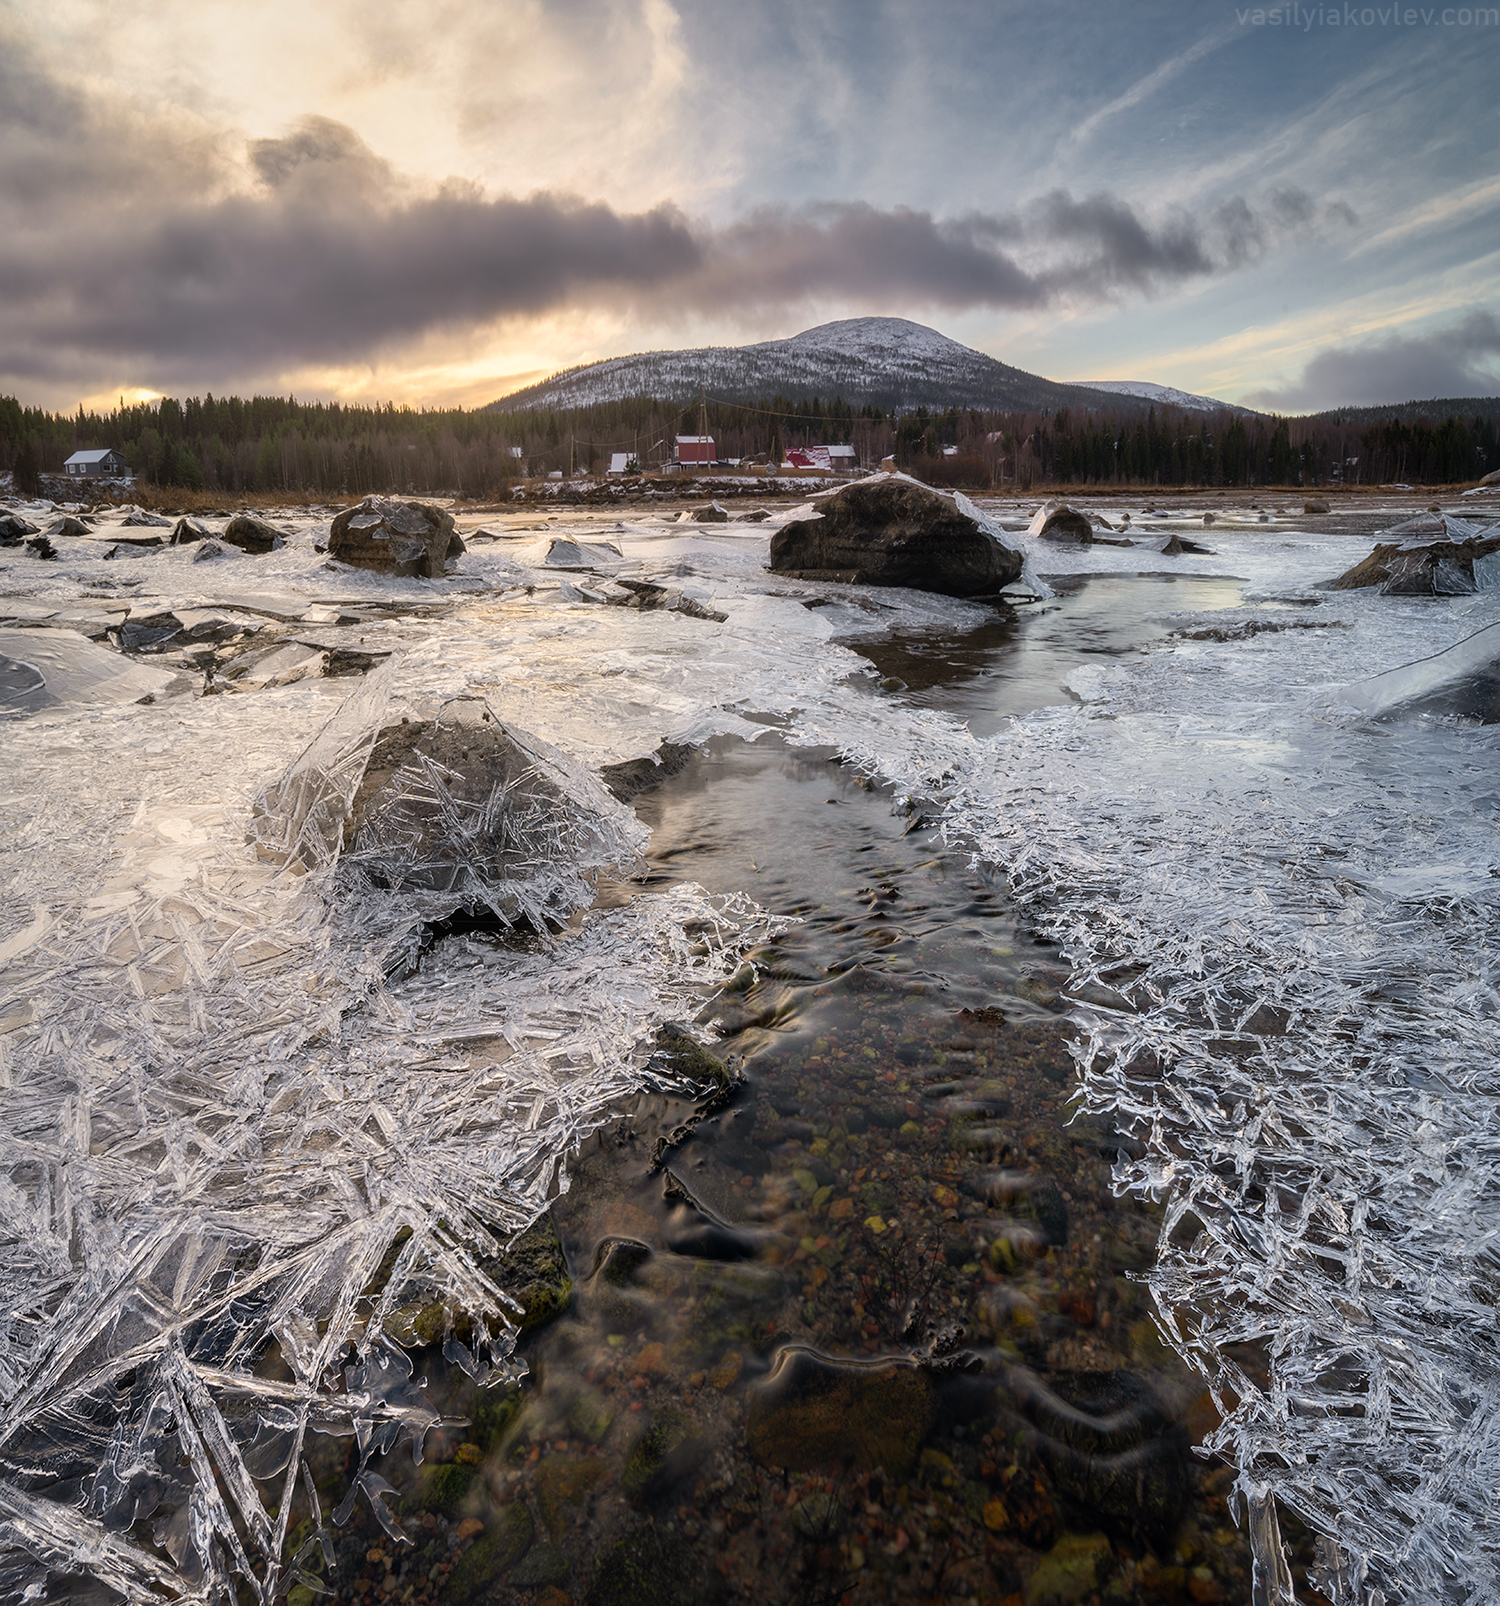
[1075,378,1243,414]
[488,318,1226,417]
[1309,396,1500,425]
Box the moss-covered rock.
[407,1461,477,1520]
[483,1211,574,1330]
[509,1542,568,1588]
[565,1388,615,1444]
[1024,1532,1112,1605]
[583,1523,727,1606]
[651,1023,735,1098]
[622,1409,706,1500]
[445,1503,535,1601]
[745,1350,933,1477]
[535,1454,606,1537]
[469,1383,522,1451]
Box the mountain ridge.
[486,318,1246,417]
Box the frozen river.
[2,485,1499,1604]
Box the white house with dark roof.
[63,448,128,477]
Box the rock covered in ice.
[535,535,623,569]
[329,494,464,577]
[222,511,288,554]
[1029,504,1094,544]
[119,506,172,527]
[0,511,38,543]
[692,501,730,523]
[171,515,212,544]
[1328,512,1499,595]
[1343,617,1500,722]
[343,694,645,914]
[769,477,1023,597]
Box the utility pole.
[700,388,709,467]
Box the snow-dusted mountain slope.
[490,318,1195,416]
[1076,378,1239,413]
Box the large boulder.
[329,495,463,578]
[1329,512,1500,595]
[768,478,1022,596]
[222,513,286,554]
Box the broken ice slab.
[526,536,624,569]
[0,627,179,712]
[1340,617,1500,722]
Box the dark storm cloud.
[0,41,1345,394]
[1248,311,1500,409]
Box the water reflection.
[856,573,1249,736]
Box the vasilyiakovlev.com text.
[1238,3,1496,24]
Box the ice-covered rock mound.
[769,476,1023,597]
[329,495,465,577]
[1329,511,1500,596]
[252,669,647,931]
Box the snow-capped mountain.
[490,318,1210,416]
[1075,379,1236,413]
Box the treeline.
[0,389,1494,495]
[906,403,1496,488]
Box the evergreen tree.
[12,437,41,498]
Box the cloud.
[1246,311,1500,409]
[0,37,1344,398]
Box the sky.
[2,0,1497,415]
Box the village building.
[674,435,715,467]
[607,453,632,475]
[63,448,128,477]
[782,443,858,472]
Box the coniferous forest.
[1,388,1495,497]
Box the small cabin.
[64,448,127,477]
[608,453,631,475]
[675,435,715,467]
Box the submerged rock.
[329,495,463,577]
[771,478,1022,596]
[222,512,287,554]
[1328,512,1500,595]
[745,1348,934,1476]
[481,1211,573,1329]
[622,1407,706,1498]
[584,1523,726,1606]
[1024,1532,1113,1606]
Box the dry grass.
[106,485,360,515]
